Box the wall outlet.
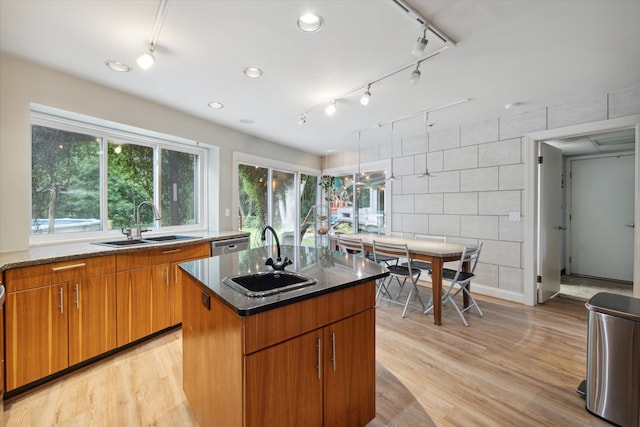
[225,208,230,217]
[509,212,521,222]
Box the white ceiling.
[1,0,639,155]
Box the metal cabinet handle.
[165,266,169,286]
[174,265,178,283]
[59,287,64,314]
[556,225,566,231]
[75,283,79,309]
[52,263,86,271]
[625,223,635,228]
[331,331,337,372]
[316,338,322,380]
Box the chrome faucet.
[136,201,162,239]
[261,225,292,271]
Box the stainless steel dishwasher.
[211,236,249,256]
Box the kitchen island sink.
[223,270,316,297]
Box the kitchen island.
[180,245,389,427]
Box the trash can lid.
[586,292,640,321]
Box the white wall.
[326,86,640,303]
[0,53,320,253]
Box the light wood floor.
[2,289,609,426]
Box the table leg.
[462,260,471,308]
[430,258,442,325]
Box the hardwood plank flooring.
[2,291,609,426]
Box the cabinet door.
[323,309,376,426]
[116,265,171,346]
[68,274,117,365]
[5,284,69,391]
[245,330,323,427]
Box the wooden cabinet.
[3,256,116,391]
[244,310,375,427]
[116,242,209,346]
[182,272,376,427]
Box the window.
[325,170,387,235]
[237,162,319,248]
[31,110,205,239]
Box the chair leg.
[447,293,469,326]
[461,286,483,317]
[401,280,425,318]
[376,277,392,301]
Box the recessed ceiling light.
[104,60,132,72]
[208,102,224,109]
[296,13,324,32]
[239,119,255,124]
[244,67,263,78]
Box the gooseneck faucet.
[136,201,162,239]
[261,225,292,271]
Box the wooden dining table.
[346,233,471,325]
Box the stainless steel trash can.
[585,292,640,427]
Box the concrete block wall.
[326,85,640,299]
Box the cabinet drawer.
[4,255,116,292]
[243,281,375,354]
[116,241,210,271]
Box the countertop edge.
[0,230,249,272]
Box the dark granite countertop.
[180,245,389,316]
[0,230,249,272]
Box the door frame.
[523,115,640,305]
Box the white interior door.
[569,154,635,282]
[538,143,563,303]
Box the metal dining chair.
[401,234,447,272]
[373,240,425,318]
[337,233,365,256]
[425,242,484,326]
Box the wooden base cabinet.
[3,256,116,391]
[116,242,209,346]
[182,272,376,427]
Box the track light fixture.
[360,85,371,106]
[137,44,156,69]
[137,0,168,70]
[297,114,307,126]
[409,63,421,84]
[411,25,429,57]
[325,101,337,116]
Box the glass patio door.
[238,163,318,249]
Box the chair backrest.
[338,234,365,255]
[450,242,483,283]
[373,240,414,273]
[415,234,446,243]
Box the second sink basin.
[92,235,199,248]
[223,271,317,297]
[93,239,148,247]
[142,235,199,242]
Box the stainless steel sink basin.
[223,271,317,297]
[142,235,198,242]
[92,239,149,247]
[92,235,199,247]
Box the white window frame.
[29,105,208,245]
[232,152,321,246]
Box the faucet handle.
[121,227,133,240]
